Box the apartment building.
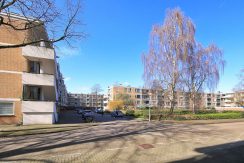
[68,93,104,109]
[56,63,68,108]
[103,94,109,110]
[107,84,192,109]
[207,91,244,108]
[107,85,242,110]
[0,13,59,125]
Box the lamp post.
[149,106,151,122]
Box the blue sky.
[56,0,244,94]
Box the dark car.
[77,109,84,114]
[111,110,124,118]
[95,108,104,114]
[82,110,94,122]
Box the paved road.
[1,121,244,163]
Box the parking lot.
[58,109,133,124]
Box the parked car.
[77,109,84,114]
[111,110,124,118]
[95,108,104,114]
[82,110,94,122]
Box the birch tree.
[233,68,244,106]
[182,44,225,113]
[143,8,195,114]
[143,8,225,114]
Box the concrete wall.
[22,101,55,113]
[23,113,53,125]
[42,86,56,101]
[22,73,55,86]
[22,46,54,60]
[40,59,55,75]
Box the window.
[0,102,14,115]
[23,86,41,101]
[29,61,40,74]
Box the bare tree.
[142,8,194,114]
[182,44,225,113]
[143,8,225,114]
[91,84,103,109]
[233,68,244,106]
[0,0,85,49]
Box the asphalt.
[1,120,244,162]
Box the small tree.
[233,68,244,106]
[115,93,135,109]
[91,84,103,109]
[108,101,123,111]
[0,0,85,49]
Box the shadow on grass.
[171,141,244,163]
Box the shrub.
[125,109,135,116]
[195,109,217,114]
[192,112,244,120]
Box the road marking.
[105,147,129,151]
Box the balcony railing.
[22,101,55,113]
[22,45,55,60]
[22,72,55,86]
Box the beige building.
[107,85,243,110]
[0,13,59,125]
[68,93,104,109]
[107,84,192,109]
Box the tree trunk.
[192,93,195,114]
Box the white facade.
[68,93,104,109]
[56,63,68,107]
[22,73,55,86]
[22,45,55,60]
[22,45,58,125]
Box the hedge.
[126,109,244,120]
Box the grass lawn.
[126,109,244,121]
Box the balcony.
[22,72,55,86]
[22,45,55,60]
[22,101,55,113]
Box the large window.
[29,61,40,74]
[0,102,14,115]
[23,86,41,101]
